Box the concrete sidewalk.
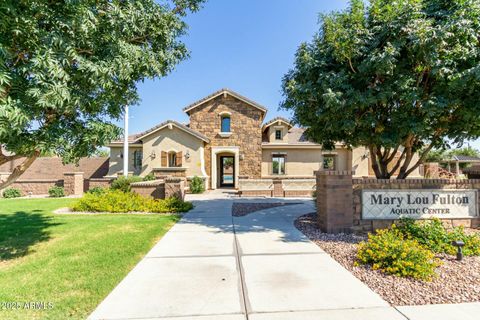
[88,194,477,319]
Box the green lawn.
[0,198,179,319]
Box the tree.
[0,0,204,188]
[282,0,480,179]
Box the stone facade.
[131,180,166,199]
[188,94,264,182]
[9,179,62,195]
[164,177,185,200]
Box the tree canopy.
[282,0,480,179]
[0,0,204,187]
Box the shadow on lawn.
[0,211,61,261]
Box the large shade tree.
[0,0,204,188]
[282,0,480,179]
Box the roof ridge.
[182,88,268,114]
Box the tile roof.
[182,88,268,114]
[451,155,480,162]
[262,117,293,129]
[110,120,210,144]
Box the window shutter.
[176,151,183,167]
[161,151,167,167]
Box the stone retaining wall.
[130,178,185,200]
[10,179,63,195]
[238,178,315,197]
[130,180,166,199]
[85,177,114,190]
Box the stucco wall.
[351,146,422,177]
[108,146,142,176]
[266,124,289,143]
[108,127,206,178]
[261,148,350,177]
[141,126,205,178]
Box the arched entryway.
[211,146,239,189]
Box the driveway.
[88,191,478,319]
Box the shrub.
[2,187,22,198]
[143,173,156,181]
[71,189,193,213]
[86,186,107,196]
[357,226,440,281]
[48,186,65,197]
[189,176,205,194]
[397,218,480,256]
[110,176,143,192]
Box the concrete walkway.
[88,191,477,319]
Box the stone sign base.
[316,171,480,234]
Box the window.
[275,129,282,140]
[133,150,142,168]
[323,155,336,170]
[272,155,285,175]
[168,152,177,167]
[221,115,231,132]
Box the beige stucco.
[351,146,422,177]
[261,147,351,177]
[266,124,290,143]
[108,146,143,176]
[108,126,207,178]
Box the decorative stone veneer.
[188,94,263,185]
[316,171,354,233]
[64,172,84,196]
[152,168,186,178]
[131,180,166,199]
[86,177,114,190]
[9,179,62,195]
[165,177,185,200]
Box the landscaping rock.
[295,213,480,306]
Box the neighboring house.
[107,88,420,189]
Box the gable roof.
[110,120,210,145]
[183,88,268,117]
[262,117,293,130]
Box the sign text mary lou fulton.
[362,189,478,220]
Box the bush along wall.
[71,189,193,213]
[356,219,480,281]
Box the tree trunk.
[0,152,40,190]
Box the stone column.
[165,177,185,200]
[316,170,353,233]
[64,172,84,196]
[272,179,284,197]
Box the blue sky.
[120,0,480,150]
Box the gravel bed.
[232,202,301,217]
[295,213,480,306]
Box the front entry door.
[220,156,235,187]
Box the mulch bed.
[295,213,480,306]
[232,202,301,217]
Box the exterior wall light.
[150,151,156,159]
[185,151,190,160]
[118,153,123,159]
[451,240,465,261]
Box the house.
[107,88,420,189]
